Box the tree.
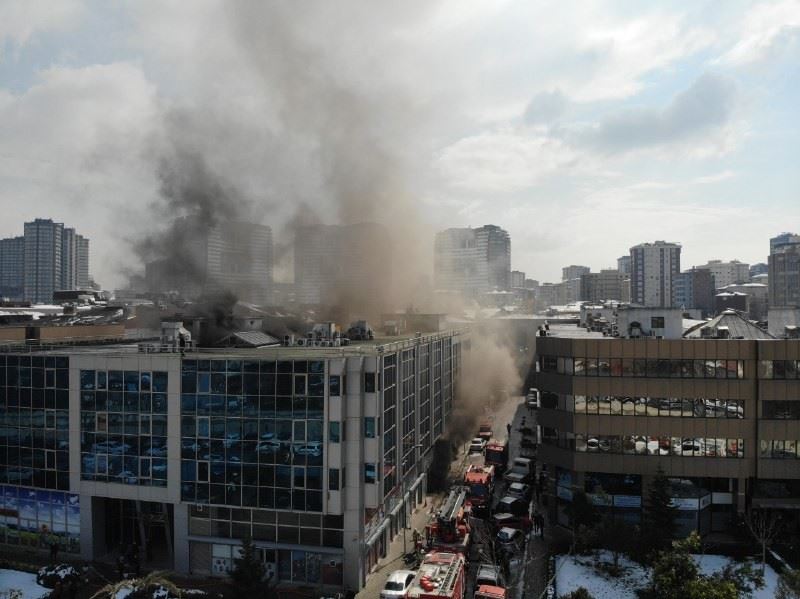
[777,568,800,599]
[567,491,598,554]
[745,508,781,575]
[596,516,636,573]
[641,467,677,560]
[229,537,266,599]
[90,571,181,599]
[559,588,594,599]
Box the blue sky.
[0,0,799,288]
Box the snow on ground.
[555,551,779,599]
[0,569,48,599]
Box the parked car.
[496,526,525,551]
[256,440,281,453]
[292,442,322,457]
[476,564,505,589]
[380,570,416,599]
[490,512,532,533]
[469,437,487,454]
[495,496,529,517]
[506,482,532,502]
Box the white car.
[380,570,416,599]
[469,437,487,454]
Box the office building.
[771,233,800,253]
[769,238,800,308]
[23,219,65,304]
[629,241,681,307]
[294,223,391,315]
[750,263,768,280]
[696,260,750,290]
[146,219,273,305]
[673,268,714,317]
[617,256,632,277]
[562,265,590,282]
[0,237,24,301]
[579,270,625,303]
[510,270,526,289]
[434,225,510,295]
[534,319,800,538]
[0,326,466,594]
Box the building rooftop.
[683,310,774,340]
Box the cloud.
[719,0,800,65]
[0,1,84,60]
[435,128,578,193]
[523,89,568,124]
[574,73,738,154]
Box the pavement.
[355,494,440,599]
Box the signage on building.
[670,497,699,511]
[699,494,712,510]
[589,493,613,506]
[613,495,642,508]
[556,485,573,501]
[711,492,733,505]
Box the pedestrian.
[130,543,141,577]
[506,423,511,437]
[538,513,545,538]
[49,534,59,563]
[51,581,64,599]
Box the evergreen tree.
[559,588,594,599]
[641,467,677,559]
[777,568,800,599]
[230,537,266,599]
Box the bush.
[36,564,81,588]
[560,588,594,599]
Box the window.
[329,468,340,491]
[651,316,665,329]
[364,372,376,393]
[328,375,341,396]
[364,417,376,439]
[329,421,341,443]
[364,463,377,483]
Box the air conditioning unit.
[296,338,305,347]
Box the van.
[495,496,528,517]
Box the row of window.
[180,483,323,512]
[181,372,328,397]
[0,486,80,554]
[763,401,800,420]
[544,394,745,418]
[540,356,745,379]
[760,361,800,380]
[760,440,800,459]
[0,387,70,410]
[0,355,69,369]
[545,432,745,457]
[182,359,324,374]
[180,394,324,420]
[80,370,168,392]
[80,392,168,414]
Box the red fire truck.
[405,552,466,599]
[484,439,508,473]
[425,488,471,554]
[473,585,507,599]
[463,464,494,516]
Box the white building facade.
[630,241,681,307]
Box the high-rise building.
[696,259,750,290]
[769,239,800,308]
[750,263,768,280]
[562,265,590,282]
[76,234,89,289]
[617,255,632,276]
[294,223,391,314]
[673,267,714,317]
[629,241,681,307]
[0,327,466,594]
[434,225,510,295]
[23,218,65,304]
[510,270,526,289]
[579,269,625,302]
[0,236,24,301]
[146,218,273,305]
[771,232,800,253]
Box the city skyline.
[1,2,799,287]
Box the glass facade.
[80,369,168,486]
[763,401,800,419]
[540,355,745,379]
[760,360,800,379]
[542,393,744,418]
[179,359,324,511]
[760,440,800,459]
[382,355,397,499]
[545,431,745,457]
[0,355,70,491]
[0,486,79,552]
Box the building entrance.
[99,499,174,569]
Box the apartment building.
[630,241,681,307]
[434,225,511,295]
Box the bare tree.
[745,508,781,575]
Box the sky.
[0,0,799,288]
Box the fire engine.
[463,464,494,516]
[477,420,493,442]
[405,552,466,599]
[484,439,508,473]
[473,585,507,599]
[424,488,471,554]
